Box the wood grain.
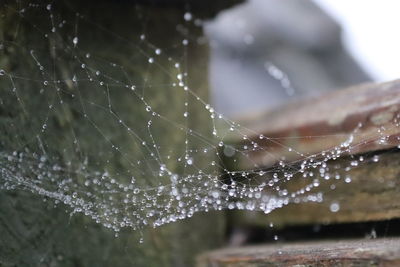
[198,238,400,267]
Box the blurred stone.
[205,0,372,119]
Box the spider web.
[0,0,394,239]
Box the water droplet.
[223,146,235,157]
[148,57,154,63]
[46,4,52,10]
[212,191,220,198]
[0,69,5,76]
[184,12,192,21]
[170,174,178,183]
[330,202,340,212]
[155,48,161,55]
[72,37,78,46]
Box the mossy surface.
[0,1,224,266]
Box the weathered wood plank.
[222,80,400,226]
[197,238,400,267]
[229,150,400,227]
[230,80,400,169]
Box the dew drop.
[72,36,78,46]
[330,202,340,213]
[184,12,192,21]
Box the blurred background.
[315,0,400,82]
[205,0,400,119]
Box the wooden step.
[223,80,400,226]
[197,238,400,267]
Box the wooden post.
[0,0,239,266]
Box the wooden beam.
[229,151,400,227]
[230,80,400,169]
[223,80,400,226]
[197,238,400,267]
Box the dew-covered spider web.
[0,0,397,240]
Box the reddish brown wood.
[231,80,400,168]
[223,80,400,228]
[197,238,400,267]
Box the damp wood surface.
[197,237,400,267]
[229,150,400,227]
[223,79,400,227]
[228,79,400,169]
